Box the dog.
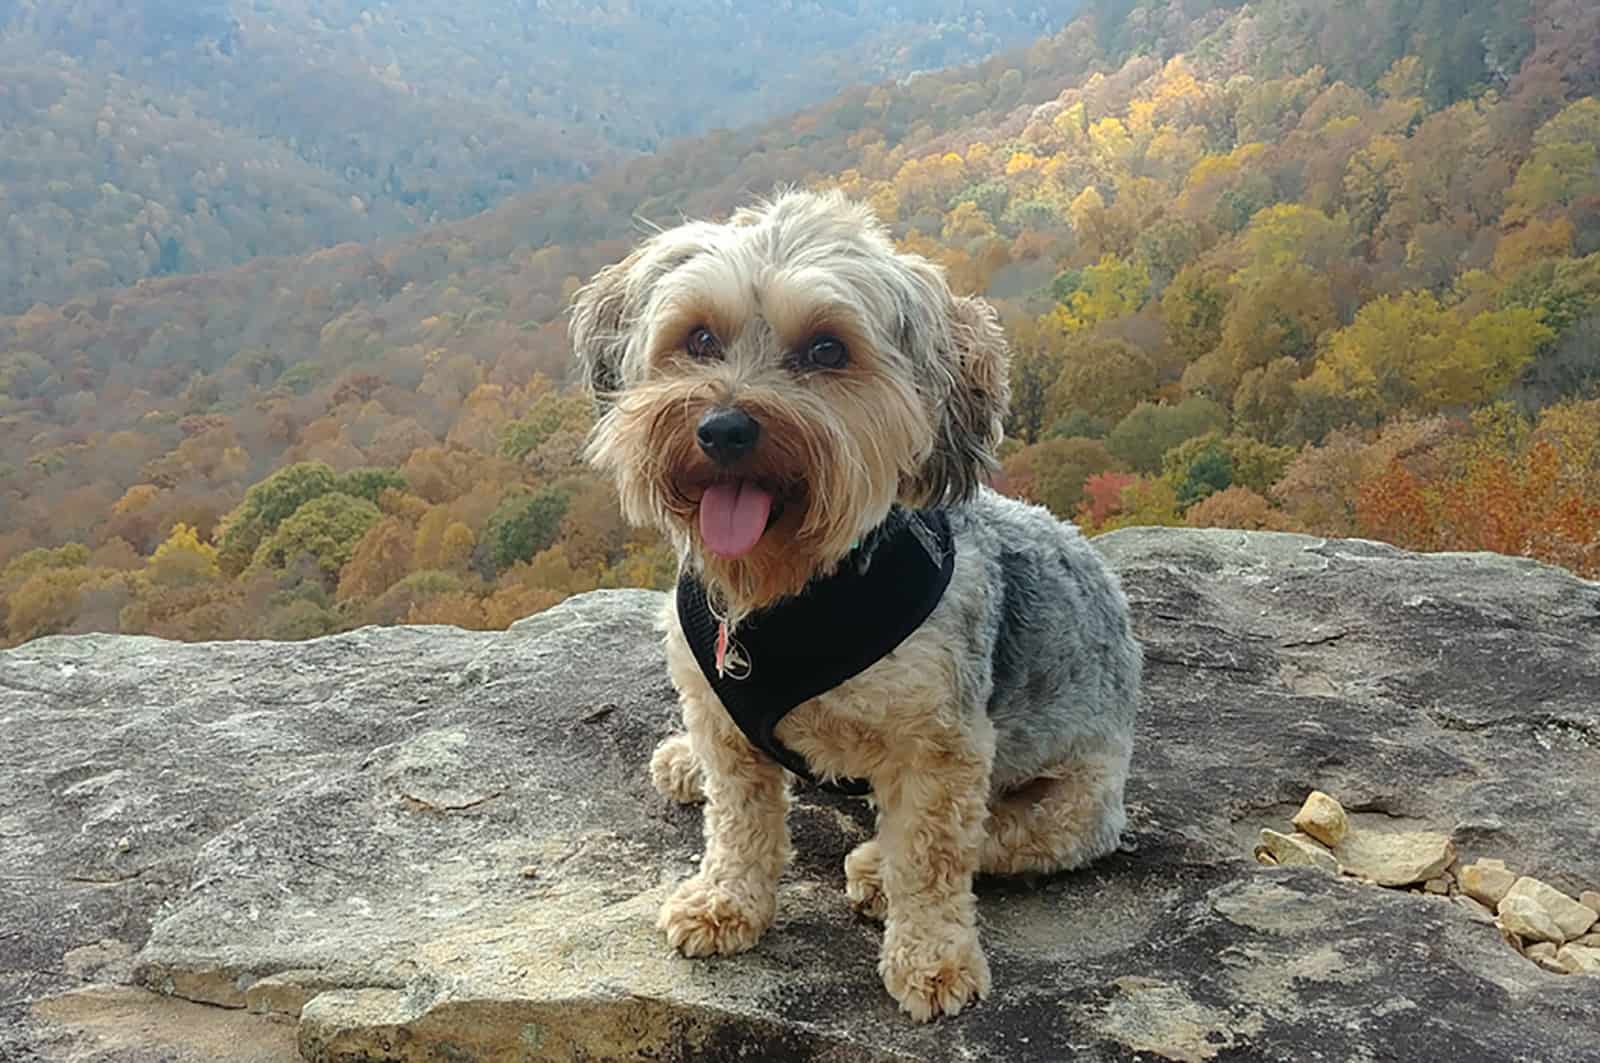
[569,188,1142,1021]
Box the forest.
[0,0,1076,313]
[1,0,1598,647]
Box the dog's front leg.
[874,731,992,1021]
[657,687,790,957]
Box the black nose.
[696,407,761,465]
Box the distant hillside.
[0,0,1083,313]
[2,0,1598,647]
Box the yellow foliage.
[1005,151,1041,176]
[147,523,220,586]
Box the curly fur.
[570,188,1142,1021]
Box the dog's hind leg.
[650,732,705,804]
[979,746,1129,876]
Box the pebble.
[1291,791,1349,848]
[1459,858,1517,908]
[1500,877,1599,942]
[518,865,539,880]
[1556,944,1600,975]
[1334,830,1454,887]
[1581,891,1600,916]
[1574,932,1600,948]
[1258,829,1339,874]
[1499,893,1568,945]
[1423,874,1452,895]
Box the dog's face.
[570,189,1010,617]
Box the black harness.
[675,507,956,796]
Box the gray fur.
[921,486,1142,793]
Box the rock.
[1581,890,1600,916]
[1291,791,1349,847]
[1258,829,1339,874]
[1334,830,1455,887]
[1499,894,1568,944]
[1460,858,1518,907]
[1526,942,1559,963]
[1576,932,1600,948]
[1423,876,1451,895]
[6,529,1600,1061]
[1499,878,1600,942]
[1453,895,1498,926]
[1556,945,1600,975]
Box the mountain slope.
[1,0,1597,645]
[0,0,1085,313]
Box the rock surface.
[5,528,1600,1062]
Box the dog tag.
[714,620,750,680]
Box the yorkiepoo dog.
[569,188,1142,1021]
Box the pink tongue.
[699,481,774,559]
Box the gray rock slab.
[4,531,1599,1061]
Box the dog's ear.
[568,251,641,412]
[902,280,1012,509]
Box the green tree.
[337,467,408,504]
[483,488,571,576]
[217,462,339,576]
[1106,398,1230,473]
[249,493,383,581]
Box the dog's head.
[570,188,1009,620]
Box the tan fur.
[576,190,1105,1022]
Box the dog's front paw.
[657,874,772,957]
[649,733,704,804]
[879,923,991,1022]
[844,840,887,921]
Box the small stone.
[1526,941,1558,963]
[1575,932,1600,948]
[1500,877,1599,942]
[1458,858,1517,907]
[1452,895,1496,925]
[1291,791,1349,848]
[1423,876,1450,895]
[519,865,539,879]
[115,835,132,853]
[1258,829,1338,874]
[1555,944,1600,975]
[1253,845,1279,866]
[1334,830,1454,887]
[1499,893,1567,944]
[1580,891,1600,916]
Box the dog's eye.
[686,326,721,359]
[803,335,848,370]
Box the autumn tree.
[1046,337,1160,426]
[336,517,414,602]
[1295,292,1553,432]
